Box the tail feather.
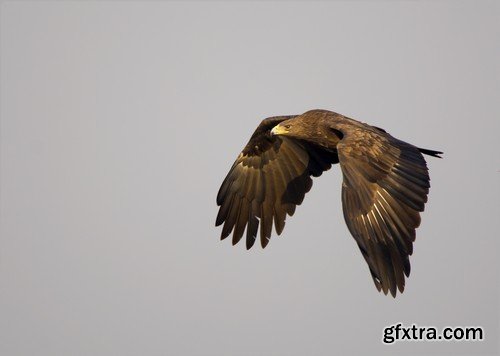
[419,148,443,158]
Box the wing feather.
[337,125,432,297]
[216,116,336,248]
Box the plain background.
[1,1,499,355]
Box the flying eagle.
[215,109,442,297]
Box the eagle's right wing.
[216,116,336,249]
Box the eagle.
[215,109,442,297]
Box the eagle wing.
[216,116,336,249]
[337,125,433,297]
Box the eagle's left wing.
[336,124,439,297]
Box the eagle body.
[216,109,441,297]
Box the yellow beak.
[271,125,287,136]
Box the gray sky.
[1,1,499,355]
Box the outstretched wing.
[337,125,437,297]
[216,116,337,249]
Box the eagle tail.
[418,148,443,158]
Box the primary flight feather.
[215,109,442,297]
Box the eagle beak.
[271,125,286,136]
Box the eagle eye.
[284,124,291,129]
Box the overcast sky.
[1,1,499,355]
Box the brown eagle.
[215,109,442,297]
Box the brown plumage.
[215,109,442,297]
